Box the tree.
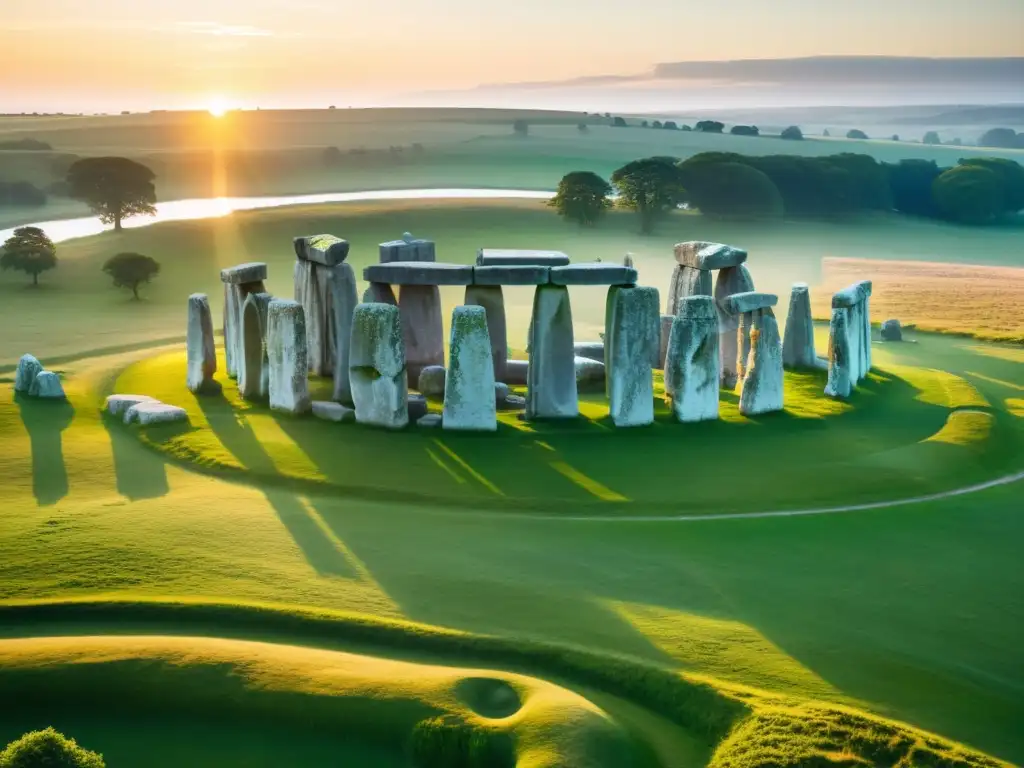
[322,146,342,165]
[977,127,1019,149]
[678,161,782,218]
[512,120,529,136]
[577,123,589,133]
[695,120,725,133]
[932,165,1006,224]
[885,159,944,218]
[958,157,1024,214]
[102,252,161,299]
[640,120,649,128]
[1,226,57,286]
[923,131,941,145]
[66,157,156,232]
[610,157,687,233]
[780,126,804,140]
[663,121,678,130]
[548,171,612,225]
[730,125,759,136]
[651,120,663,129]
[612,116,627,127]
[822,128,831,137]
[891,134,900,142]
[680,124,692,131]
[0,727,105,768]
[846,129,869,140]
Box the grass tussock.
[813,258,1024,344]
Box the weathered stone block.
[443,305,497,431]
[472,265,550,285]
[124,402,189,425]
[666,265,712,314]
[825,307,852,398]
[224,277,267,378]
[464,284,508,381]
[14,354,42,393]
[399,284,445,385]
[739,308,784,415]
[330,263,359,405]
[105,394,157,418]
[418,365,447,397]
[312,401,355,423]
[364,261,474,286]
[30,371,65,399]
[220,262,267,285]
[380,233,436,263]
[881,318,902,341]
[294,234,350,266]
[607,286,659,427]
[526,285,578,419]
[832,280,873,308]
[549,263,637,286]
[476,249,569,267]
[664,296,719,422]
[266,299,311,415]
[505,359,529,386]
[718,291,778,315]
[240,292,273,401]
[294,259,333,376]
[674,241,747,270]
[349,303,408,429]
[782,283,817,369]
[186,293,217,394]
[363,283,398,305]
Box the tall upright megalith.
[526,285,578,420]
[826,280,872,398]
[667,242,747,314]
[266,299,311,415]
[349,303,409,429]
[738,307,785,416]
[221,262,268,378]
[186,293,217,393]
[399,284,445,386]
[713,262,755,387]
[443,305,497,431]
[664,296,720,423]
[330,263,359,405]
[239,292,273,400]
[293,234,351,377]
[782,282,817,369]
[607,286,659,427]
[825,308,852,398]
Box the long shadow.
[196,392,358,579]
[103,415,170,501]
[16,393,74,506]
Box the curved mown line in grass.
[0,599,1008,768]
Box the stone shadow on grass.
[16,393,73,506]
[102,414,170,501]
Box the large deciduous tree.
[957,157,1024,214]
[932,165,1006,224]
[610,157,687,234]
[1,226,57,286]
[66,157,157,232]
[548,171,612,226]
[102,252,161,299]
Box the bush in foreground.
[0,728,105,768]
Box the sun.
[207,98,230,118]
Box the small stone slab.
[832,280,873,308]
[418,365,446,397]
[294,234,350,266]
[549,263,637,286]
[575,356,605,386]
[363,262,474,286]
[417,413,442,428]
[30,371,65,399]
[501,394,527,410]
[14,354,43,393]
[220,262,268,284]
[477,249,569,267]
[124,402,188,426]
[106,394,157,418]
[719,291,778,315]
[472,265,550,286]
[495,382,510,403]
[881,319,903,341]
[674,242,747,270]
[504,359,528,386]
[312,401,355,423]
[380,233,436,263]
[408,394,429,422]
[574,341,604,362]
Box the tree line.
[549,153,1024,231]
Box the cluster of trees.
[549,152,1024,231]
[322,143,425,164]
[978,127,1024,149]
[0,180,47,207]
[0,137,53,150]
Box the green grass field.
[1,193,1022,765]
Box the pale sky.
[1,0,1022,112]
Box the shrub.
[932,165,1006,224]
[640,120,648,128]
[780,126,804,140]
[0,728,105,768]
[410,716,514,768]
[730,125,759,136]
[680,124,692,131]
[846,129,869,140]
[651,120,663,129]
[678,160,783,218]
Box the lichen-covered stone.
[718,291,778,315]
[714,264,756,387]
[505,359,529,386]
[443,305,497,431]
[607,286,659,427]
[293,259,332,376]
[105,394,157,418]
[349,303,408,429]
[549,263,637,286]
[239,292,273,401]
[674,241,747,270]
[294,234,349,266]
[266,299,311,415]
[825,307,852,398]
[782,283,817,369]
[526,285,578,419]
[832,280,873,309]
[666,265,712,315]
[735,311,755,385]
[399,284,445,385]
[312,401,355,422]
[664,296,719,422]
[330,263,359,405]
[881,318,902,341]
[502,394,527,410]
[477,249,569,267]
[364,261,473,286]
[124,402,188,425]
[380,233,436,263]
[30,371,65,399]
[223,276,267,378]
[418,365,447,397]
[464,284,508,381]
[14,354,42,393]
[220,262,267,285]
[739,309,784,416]
[186,293,217,394]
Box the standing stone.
[349,303,409,429]
[735,312,755,385]
[465,284,508,382]
[714,264,756,387]
[739,309,784,416]
[266,299,311,415]
[664,296,719,423]
[14,354,43,393]
[30,371,65,399]
[666,266,712,314]
[605,286,659,387]
[443,305,497,431]
[825,308,852,398]
[294,234,349,266]
[782,283,817,369]
[607,286,659,427]
[861,294,872,376]
[364,283,398,306]
[186,293,217,394]
[240,292,273,401]
[293,259,333,376]
[881,318,902,341]
[399,284,445,385]
[505,360,529,386]
[330,263,359,405]
[221,263,268,378]
[658,315,674,369]
[526,285,578,420]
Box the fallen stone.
[417,413,442,428]
[266,299,312,415]
[881,318,902,341]
[674,241,747,270]
[666,265,712,314]
[664,296,719,422]
[220,262,267,285]
[364,283,398,305]
[239,292,273,401]
[14,354,43,393]
[575,355,606,390]
[105,394,157,418]
[504,359,529,386]
[714,264,756,387]
[501,394,527,410]
[472,265,550,285]
[294,234,350,266]
[607,286,659,427]
[124,402,188,426]
[494,382,510,403]
[526,285,578,419]
[380,233,436,263]
[825,307,852,398]
[549,263,637,286]
[832,280,873,308]
[349,303,408,429]
[30,371,65,399]
[399,284,445,385]
[186,293,218,394]
[739,308,784,416]
[364,261,473,286]
[330,263,359,405]
[312,401,355,423]
[443,305,497,431]
[418,365,447,397]
[408,393,430,422]
[574,341,605,362]
[477,249,569,267]
[782,283,817,369]
[718,291,778,315]
[464,284,508,381]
